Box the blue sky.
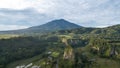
[0,0,120,31]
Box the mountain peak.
[29,19,82,32]
[55,19,69,22]
[55,19,66,21]
[49,19,70,24]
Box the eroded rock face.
[63,45,74,60]
[62,38,68,45]
[110,46,119,57]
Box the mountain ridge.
[0,19,119,35]
[0,19,82,34]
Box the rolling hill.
[55,24,120,35]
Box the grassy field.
[0,34,19,39]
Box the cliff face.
[62,38,68,45]
[63,45,74,60]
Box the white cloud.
[0,24,29,31]
[0,0,120,30]
[0,0,31,9]
[0,0,53,13]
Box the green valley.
[0,20,120,68]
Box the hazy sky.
[0,0,120,30]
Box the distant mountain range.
[0,19,119,35]
[0,19,82,34]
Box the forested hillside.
[0,24,120,68]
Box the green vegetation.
[0,24,120,68]
[6,54,42,68]
[51,52,60,58]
